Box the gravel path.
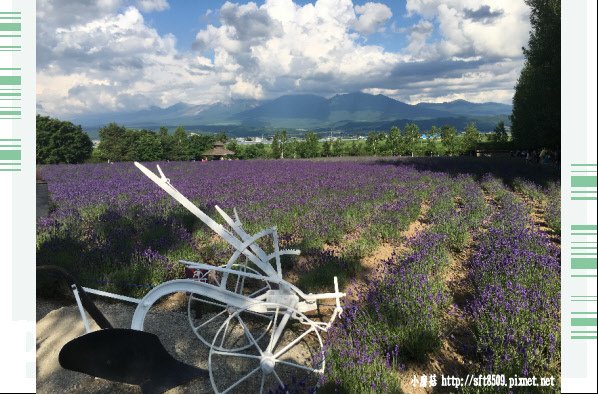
[36,295,321,393]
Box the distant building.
[235,137,267,145]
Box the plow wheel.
[187,263,273,351]
[208,302,324,394]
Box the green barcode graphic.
[0,11,20,39]
[0,138,20,171]
[571,225,597,277]
[571,164,598,200]
[571,306,598,340]
[0,69,20,119]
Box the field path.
[515,192,561,246]
[345,201,429,302]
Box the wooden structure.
[203,141,234,159]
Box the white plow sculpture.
[74,162,345,393]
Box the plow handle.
[37,265,113,330]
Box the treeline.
[36,114,510,164]
[93,123,226,162]
[244,122,508,159]
[511,0,560,149]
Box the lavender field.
[37,157,561,393]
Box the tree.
[170,126,190,161]
[348,140,364,156]
[189,133,214,160]
[402,123,421,156]
[243,143,267,159]
[424,126,440,156]
[366,132,385,155]
[36,115,93,164]
[331,138,344,156]
[158,126,174,160]
[321,140,332,157]
[134,131,163,161]
[97,122,131,162]
[226,140,239,158]
[440,125,458,155]
[462,122,481,153]
[511,0,560,149]
[385,126,401,156]
[491,121,509,143]
[213,131,228,143]
[271,130,288,159]
[297,131,320,158]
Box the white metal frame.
[69,162,345,393]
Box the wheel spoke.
[236,315,264,356]
[242,309,272,320]
[190,296,226,309]
[247,286,269,298]
[212,350,261,360]
[259,373,265,394]
[194,309,227,331]
[276,359,320,374]
[272,370,289,394]
[221,366,261,394]
[273,326,315,359]
[219,319,231,347]
[268,309,292,354]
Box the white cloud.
[36,0,530,118]
[405,0,530,58]
[136,0,169,12]
[354,2,393,34]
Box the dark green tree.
[226,139,239,158]
[348,140,364,156]
[36,115,93,164]
[462,122,481,153]
[331,138,344,156]
[511,0,560,149]
[440,125,458,155]
[366,132,385,155]
[243,143,267,159]
[158,126,174,160]
[134,131,163,161]
[491,121,509,143]
[170,126,190,161]
[402,123,421,156]
[213,131,228,143]
[385,126,401,155]
[97,123,131,162]
[297,131,320,158]
[321,140,332,157]
[423,126,440,156]
[188,133,214,160]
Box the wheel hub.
[260,353,276,374]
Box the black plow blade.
[59,328,207,394]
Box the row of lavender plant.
[512,177,561,235]
[469,176,560,383]
[322,174,488,392]
[37,160,434,295]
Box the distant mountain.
[415,99,512,117]
[68,92,512,138]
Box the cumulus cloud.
[464,5,504,22]
[405,0,530,58]
[136,0,169,12]
[354,2,393,34]
[36,0,530,117]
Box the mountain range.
[68,92,512,138]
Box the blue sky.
[36,0,531,117]
[143,1,426,53]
